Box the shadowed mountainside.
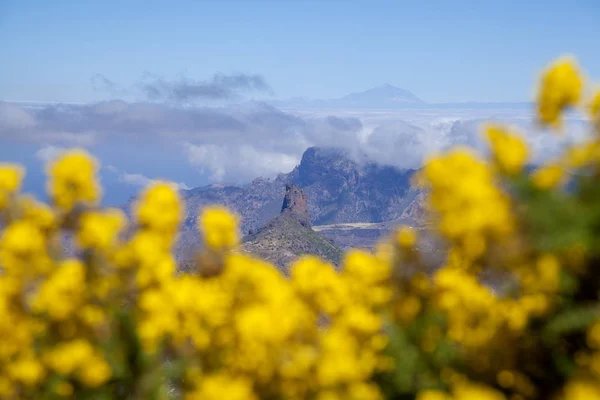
[176,146,421,236]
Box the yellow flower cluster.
[47,149,100,211]
[0,151,114,398]
[418,148,514,264]
[0,148,395,399]
[485,125,529,176]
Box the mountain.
[270,85,531,110]
[273,84,426,109]
[339,84,425,107]
[121,146,424,263]
[175,146,420,236]
[241,184,343,271]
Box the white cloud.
[105,165,190,190]
[183,143,299,183]
[0,102,37,129]
[35,145,66,163]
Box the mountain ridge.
[175,146,420,235]
[271,84,532,110]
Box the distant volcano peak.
[338,84,425,106]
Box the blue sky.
[2,0,599,103]
[0,0,598,206]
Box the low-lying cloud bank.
[0,100,590,186]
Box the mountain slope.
[242,184,343,271]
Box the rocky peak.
[281,184,310,227]
[294,147,357,187]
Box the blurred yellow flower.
[588,322,600,349]
[77,208,126,251]
[0,220,49,276]
[0,164,24,209]
[563,141,600,169]
[453,382,506,400]
[134,181,182,240]
[7,355,45,386]
[47,149,100,211]
[31,259,86,321]
[185,373,257,400]
[198,205,239,250]
[532,163,564,189]
[537,56,583,128]
[417,390,451,400]
[590,89,600,120]
[396,225,417,248]
[563,379,600,400]
[485,124,529,175]
[19,196,56,232]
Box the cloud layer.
[105,165,190,190]
[0,100,590,186]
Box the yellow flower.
[77,208,126,251]
[0,220,49,276]
[185,373,257,400]
[127,230,166,266]
[347,382,383,400]
[317,327,363,386]
[562,379,600,400]
[77,354,111,387]
[134,181,182,240]
[496,370,515,388]
[394,294,422,324]
[31,259,86,321]
[44,340,112,387]
[532,163,564,189]
[44,339,94,376]
[589,89,600,120]
[417,390,452,400]
[0,164,24,209]
[337,305,382,335]
[344,249,391,285]
[536,254,560,293]
[47,149,100,210]
[19,196,56,232]
[588,322,600,349]
[485,124,529,175]
[291,256,348,314]
[419,148,514,263]
[7,354,45,386]
[80,305,106,327]
[563,141,600,169]
[198,206,239,250]
[537,56,584,128]
[453,382,506,400]
[396,225,417,248]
